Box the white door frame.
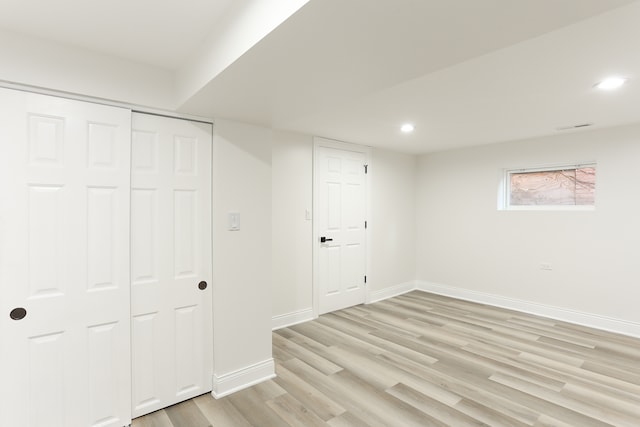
[312,137,371,317]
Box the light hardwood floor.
[132,291,640,427]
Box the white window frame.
[499,163,597,211]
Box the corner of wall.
[272,308,315,330]
[211,118,274,397]
[367,281,417,304]
[211,359,276,399]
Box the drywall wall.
[416,123,640,325]
[0,29,175,109]
[369,148,418,300]
[211,119,274,395]
[272,131,314,326]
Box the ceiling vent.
[555,123,594,131]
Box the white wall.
[0,29,176,110]
[271,131,314,326]
[416,124,640,327]
[369,148,418,300]
[211,119,274,396]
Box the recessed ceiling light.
[400,123,415,133]
[595,76,627,90]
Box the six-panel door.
[317,145,367,314]
[130,113,213,418]
[0,88,132,427]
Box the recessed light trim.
[595,76,627,90]
[400,123,415,133]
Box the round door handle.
[10,307,27,320]
[198,281,208,290]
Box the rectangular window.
[502,164,596,210]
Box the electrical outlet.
[540,263,553,271]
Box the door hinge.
[364,164,368,174]
[365,220,367,229]
[364,275,367,284]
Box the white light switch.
[228,212,240,231]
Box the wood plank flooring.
[131,291,640,427]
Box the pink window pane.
[510,167,595,206]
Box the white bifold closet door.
[130,113,213,418]
[0,88,132,427]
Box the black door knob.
[10,307,27,320]
[320,237,333,243]
[198,281,208,290]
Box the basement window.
[500,164,596,210]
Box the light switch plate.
[228,212,240,231]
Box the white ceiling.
[0,0,237,69]
[2,0,640,154]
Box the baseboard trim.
[272,308,315,330]
[271,281,640,338]
[367,281,417,304]
[211,359,276,399]
[416,281,640,339]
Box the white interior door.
[315,142,368,314]
[0,88,132,427]
[130,113,213,418]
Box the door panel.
[317,144,367,314]
[27,185,65,297]
[0,88,132,427]
[131,113,213,418]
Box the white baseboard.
[211,359,276,399]
[416,281,640,339]
[272,308,315,330]
[367,281,417,304]
[271,280,640,340]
